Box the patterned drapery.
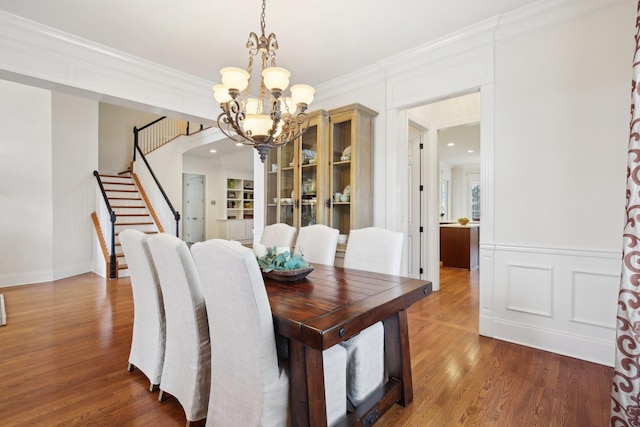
[611,2,640,425]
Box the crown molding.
[495,0,630,41]
[0,0,630,120]
[315,0,631,104]
[314,64,386,104]
[0,10,217,122]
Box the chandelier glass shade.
[213,0,315,162]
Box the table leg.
[289,340,310,427]
[305,346,328,427]
[288,341,328,426]
[383,309,413,406]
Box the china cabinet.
[264,104,377,236]
[265,110,328,228]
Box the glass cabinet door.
[265,149,278,225]
[329,116,352,235]
[279,143,295,226]
[297,110,327,228]
[264,104,374,235]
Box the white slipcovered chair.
[260,223,297,250]
[119,229,165,392]
[293,224,340,265]
[147,233,210,425]
[191,239,347,427]
[341,227,404,408]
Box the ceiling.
[0,0,534,160]
[0,0,540,88]
[438,123,480,167]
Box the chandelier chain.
[260,0,266,38]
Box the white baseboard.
[0,270,52,288]
[492,318,614,367]
[52,263,94,281]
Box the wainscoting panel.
[487,245,620,366]
[571,269,620,328]
[506,263,553,317]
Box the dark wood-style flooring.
[0,267,613,426]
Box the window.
[466,172,480,221]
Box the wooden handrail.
[93,171,117,278]
[132,173,165,233]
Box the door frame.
[407,120,428,279]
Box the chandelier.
[213,0,315,163]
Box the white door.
[184,174,205,243]
[407,123,425,278]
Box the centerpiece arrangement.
[256,246,313,283]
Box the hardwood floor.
[0,268,612,426]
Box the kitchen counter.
[440,223,479,270]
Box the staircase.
[97,172,161,278]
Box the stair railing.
[133,120,181,236]
[134,116,204,156]
[93,170,117,278]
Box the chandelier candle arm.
[213,0,315,163]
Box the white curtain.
[611,2,640,424]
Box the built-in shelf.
[226,178,254,220]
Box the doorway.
[183,173,205,243]
[406,91,481,286]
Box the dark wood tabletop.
[264,263,432,427]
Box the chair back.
[118,229,165,387]
[294,224,339,265]
[191,239,288,427]
[260,223,297,250]
[343,227,404,275]
[147,233,210,422]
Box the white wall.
[52,92,99,279]
[485,0,631,365]
[494,4,629,251]
[99,103,161,173]
[0,81,98,287]
[0,80,53,286]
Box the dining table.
[263,263,433,427]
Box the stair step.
[100,175,132,183]
[111,205,146,209]
[118,263,128,270]
[115,222,154,226]
[105,189,138,193]
[115,230,158,236]
[109,197,142,200]
[102,181,134,185]
[104,186,136,192]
